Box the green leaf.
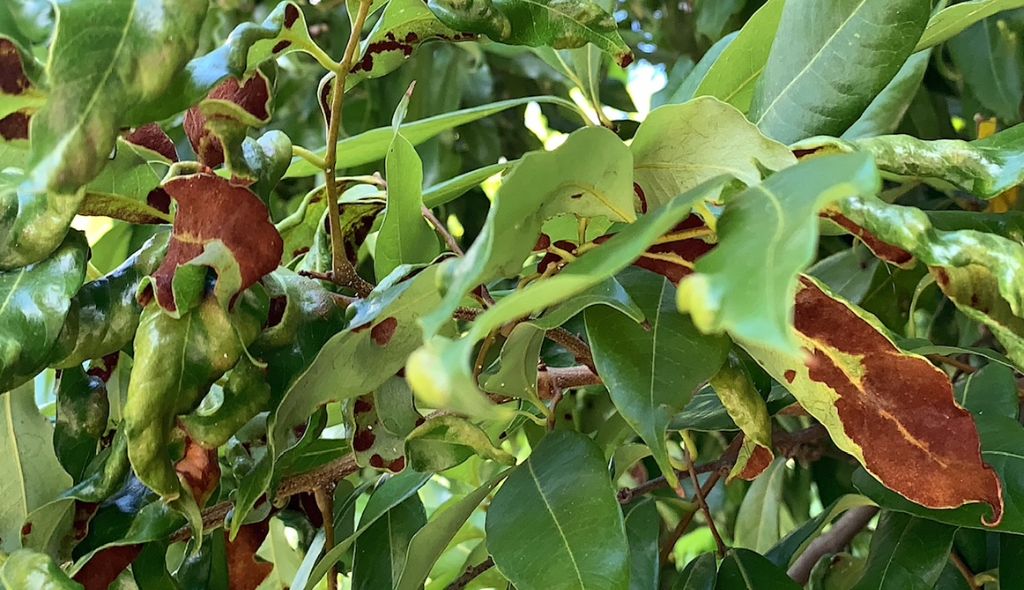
[630,96,796,209]
[0,382,73,554]
[677,153,880,354]
[486,430,629,590]
[807,246,879,305]
[949,15,1024,123]
[53,365,109,482]
[749,0,930,144]
[427,0,633,67]
[843,50,931,139]
[408,178,728,417]
[658,33,734,107]
[915,0,1024,50]
[531,276,644,329]
[78,128,176,224]
[0,231,87,391]
[179,356,272,449]
[256,518,305,589]
[0,170,84,270]
[715,549,800,590]
[395,470,509,590]
[765,495,877,569]
[623,499,659,590]
[853,413,1024,533]
[49,232,167,369]
[303,470,431,590]
[669,386,793,432]
[352,494,427,590]
[0,549,82,589]
[586,268,729,488]
[405,414,514,472]
[692,0,785,112]
[957,363,1019,420]
[709,357,774,481]
[375,104,441,280]
[422,161,515,209]
[733,458,786,552]
[421,125,634,335]
[285,96,580,178]
[834,193,1024,369]
[851,512,955,590]
[480,323,548,411]
[124,292,266,515]
[673,553,717,590]
[349,378,422,472]
[24,0,206,195]
[806,124,1024,199]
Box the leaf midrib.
[526,459,586,587]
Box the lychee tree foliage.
[7,0,1024,589]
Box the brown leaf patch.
[151,173,282,311]
[184,74,272,168]
[821,210,914,266]
[73,545,142,590]
[793,278,1003,523]
[1,38,34,140]
[225,521,274,590]
[175,436,221,506]
[125,123,178,163]
[736,445,773,480]
[0,110,29,140]
[601,215,713,284]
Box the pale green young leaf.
[915,0,1024,51]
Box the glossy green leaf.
[734,458,786,551]
[0,549,82,589]
[843,50,931,139]
[352,494,427,590]
[587,268,729,488]
[0,167,84,271]
[854,413,1024,533]
[749,0,930,144]
[630,96,796,209]
[395,470,509,590]
[303,470,431,590]
[24,0,206,195]
[715,549,800,590]
[486,430,629,590]
[765,495,877,569]
[179,356,272,449]
[677,153,880,354]
[422,161,514,208]
[692,0,785,112]
[658,33,735,107]
[480,323,547,411]
[427,0,633,67]
[623,499,659,590]
[53,365,109,482]
[375,101,440,280]
[670,386,793,432]
[405,414,514,472]
[956,363,1019,420]
[408,178,728,417]
[710,357,774,481]
[0,231,87,391]
[0,382,72,554]
[285,96,580,178]
[421,125,634,335]
[850,511,954,590]
[948,15,1024,123]
[916,0,1024,50]
[531,276,644,329]
[49,232,167,369]
[673,553,717,590]
[807,246,879,305]
[124,292,266,522]
[834,193,1024,369]
[78,131,175,224]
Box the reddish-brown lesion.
[794,278,1003,523]
[225,521,274,590]
[821,210,914,266]
[184,74,273,168]
[0,39,36,141]
[737,445,773,480]
[149,174,283,311]
[175,436,221,506]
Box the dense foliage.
[4,0,1024,587]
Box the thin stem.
[684,449,726,557]
[659,470,723,564]
[652,227,714,244]
[315,487,338,590]
[423,206,463,255]
[544,328,596,372]
[322,0,375,297]
[447,557,495,590]
[949,551,980,590]
[787,506,879,584]
[928,354,977,374]
[292,145,327,169]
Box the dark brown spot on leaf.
[633,182,648,214]
[371,317,398,346]
[0,111,30,140]
[737,445,773,480]
[354,398,373,414]
[20,523,31,536]
[369,454,385,468]
[387,456,406,472]
[184,75,272,168]
[353,429,375,452]
[0,39,31,95]
[73,544,143,589]
[151,174,283,311]
[272,40,292,53]
[284,3,300,27]
[266,296,287,329]
[784,370,796,383]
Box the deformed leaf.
[349,378,422,473]
[405,414,514,472]
[677,153,880,354]
[427,0,633,67]
[0,231,87,391]
[0,170,84,270]
[630,96,795,209]
[148,173,283,313]
[586,268,730,488]
[184,72,273,177]
[742,277,1003,525]
[179,355,272,449]
[54,363,111,482]
[710,358,774,481]
[0,37,43,139]
[486,430,629,590]
[0,549,82,589]
[422,125,635,335]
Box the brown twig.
[544,327,596,371]
[787,506,879,584]
[658,470,723,564]
[447,557,495,590]
[423,206,464,256]
[538,365,603,399]
[684,449,726,557]
[321,0,375,297]
[927,354,977,374]
[949,550,980,590]
[315,486,338,590]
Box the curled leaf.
[184,72,273,175]
[148,173,283,313]
[180,356,272,449]
[741,277,1003,525]
[54,363,112,482]
[349,378,422,473]
[710,357,774,481]
[405,414,514,472]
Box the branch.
[447,557,495,590]
[787,505,879,584]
